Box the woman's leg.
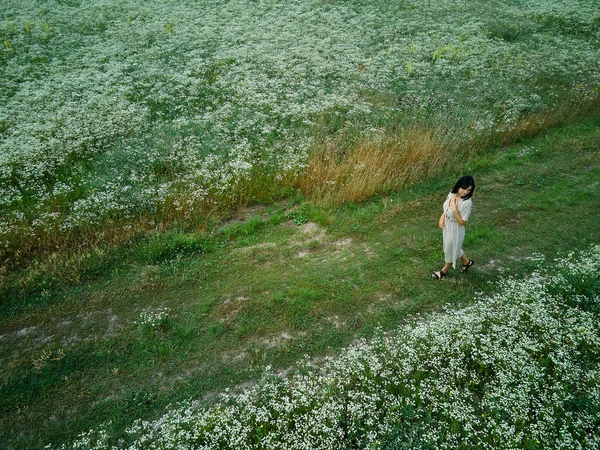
[460,252,474,272]
[432,261,453,279]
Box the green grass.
[1,111,600,449]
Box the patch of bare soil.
[232,242,277,255]
[219,204,273,229]
[214,296,250,321]
[1,308,125,374]
[290,222,360,261]
[254,330,308,349]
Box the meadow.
[1,111,599,449]
[55,244,600,449]
[1,0,600,448]
[1,0,599,264]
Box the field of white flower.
[1,0,599,261]
[53,245,600,449]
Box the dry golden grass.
[473,94,600,150]
[511,96,600,139]
[298,126,448,205]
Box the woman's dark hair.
[451,175,475,200]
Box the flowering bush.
[54,245,600,449]
[135,308,172,331]
[2,0,600,256]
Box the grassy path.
[1,112,600,448]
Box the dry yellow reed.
[298,126,447,205]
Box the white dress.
[442,192,472,268]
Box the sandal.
[461,259,474,273]
[431,270,447,280]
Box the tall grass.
[470,92,600,150]
[298,125,446,205]
[298,90,600,207]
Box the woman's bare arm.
[450,196,467,226]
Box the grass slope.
[1,112,600,448]
[58,245,600,449]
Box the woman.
[432,176,475,279]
